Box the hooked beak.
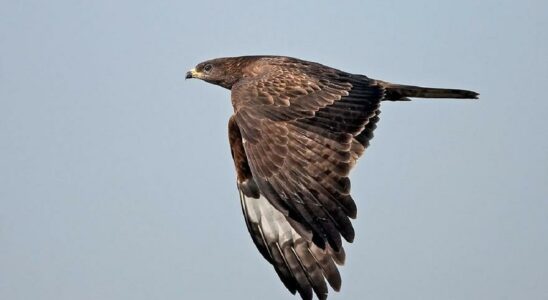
[186,68,199,80]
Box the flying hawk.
[186,55,478,300]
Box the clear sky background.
[1,1,547,300]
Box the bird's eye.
[203,64,213,72]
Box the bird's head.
[186,57,248,89]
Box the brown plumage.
[186,55,478,300]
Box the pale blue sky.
[1,1,547,299]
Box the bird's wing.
[229,61,383,299]
[229,115,343,300]
[232,60,384,252]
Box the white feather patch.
[242,194,300,244]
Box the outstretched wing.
[229,116,344,300]
[229,58,384,299]
[232,57,384,252]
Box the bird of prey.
[186,55,478,300]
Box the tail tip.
[458,89,479,99]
